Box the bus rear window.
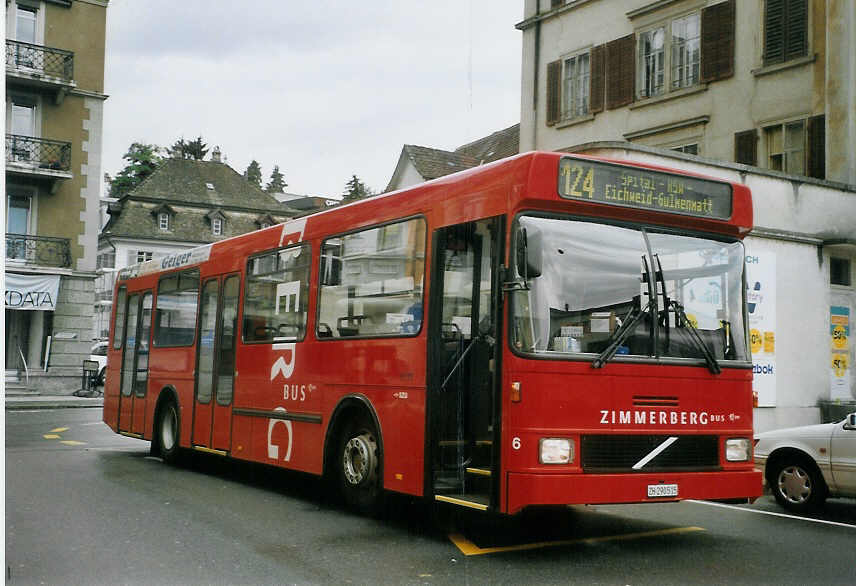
[154,269,200,347]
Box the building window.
[671,144,699,155]
[562,52,590,119]
[212,218,223,236]
[638,12,700,99]
[766,120,805,175]
[136,251,153,263]
[6,194,31,235]
[830,258,852,287]
[764,0,808,66]
[158,212,169,231]
[15,4,37,44]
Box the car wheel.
[337,416,382,514]
[770,455,827,513]
[157,401,181,464]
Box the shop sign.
[4,273,60,311]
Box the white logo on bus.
[267,406,293,462]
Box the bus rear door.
[428,217,503,510]
[118,292,152,436]
[191,275,239,453]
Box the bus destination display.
[558,157,732,220]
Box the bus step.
[435,494,489,511]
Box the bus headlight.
[539,438,574,464]
[725,438,751,462]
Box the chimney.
[211,146,222,163]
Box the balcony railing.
[6,134,72,172]
[5,233,72,268]
[5,39,74,82]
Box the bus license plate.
[647,483,678,498]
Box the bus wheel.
[157,400,180,464]
[338,417,381,513]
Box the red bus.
[103,151,761,514]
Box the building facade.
[95,158,297,339]
[5,0,108,393]
[516,0,856,429]
[518,0,856,185]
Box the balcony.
[5,40,75,103]
[6,134,73,190]
[5,233,72,269]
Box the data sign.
[558,157,733,220]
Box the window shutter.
[590,44,606,114]
[546,59,561,126]
[784,0,808,61]
[701,0,735,83]
[764,0,785,64]
[806,114,825,179]
[606,34,634,110]
[734,129,758,166]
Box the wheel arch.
[765,446,829,491]
[323,394,384,481]
[150,385,181,454]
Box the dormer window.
[206,182,215,190]
[151,204,176,232]
[212,217,223,235]
[159,212,170,231]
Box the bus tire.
[337,416,381,514]
[157,399,181,465]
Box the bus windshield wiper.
[670,300,721,374]
[592,297,652,369]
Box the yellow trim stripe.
[119,431,143,439]
[434,495,489,511]
[192,445,228,456]
[449,526,705,556]
[465,467,492,477]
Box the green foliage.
[342,174,373,202]
[265,165,287,193]
[168,135,208,160]
[108,142,162,198]
[244,160,263,189]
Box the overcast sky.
[103,0,523,198]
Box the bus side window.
[318,218,426,339]
[244,244,310,343]
[153,269,200,347]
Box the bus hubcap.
[343,433,376,486]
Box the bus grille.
[580,435,719,473]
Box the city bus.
[103,151,762,514]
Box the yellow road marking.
[60,440,86,446]
[449,526,705,556]
[50,427,69,433]
[43,434,60,439]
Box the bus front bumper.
[506,469,762,514]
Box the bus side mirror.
[516,226,542,280]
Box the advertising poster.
[830,305,851,400]
[745,253,776,406]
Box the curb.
[5,397,104,410]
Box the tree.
[265,165,287,193]
[108,142,162,198]
[342,174,373,202]
[167,135,208,160]
[244,160,262,189]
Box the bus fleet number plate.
[647,484,678,498]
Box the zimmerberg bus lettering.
[599,409,713,425]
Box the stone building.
[95,158,298,339]
[5,0,108,394]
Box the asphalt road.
[6,407,856,585]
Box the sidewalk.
[5,394,104,410]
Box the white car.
[89,341,108,385]
[754,413,856,513]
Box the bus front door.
[428,217,502,510]
[192,275,239,453]
[118,292,152,436]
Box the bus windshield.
[510,215,748,364]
